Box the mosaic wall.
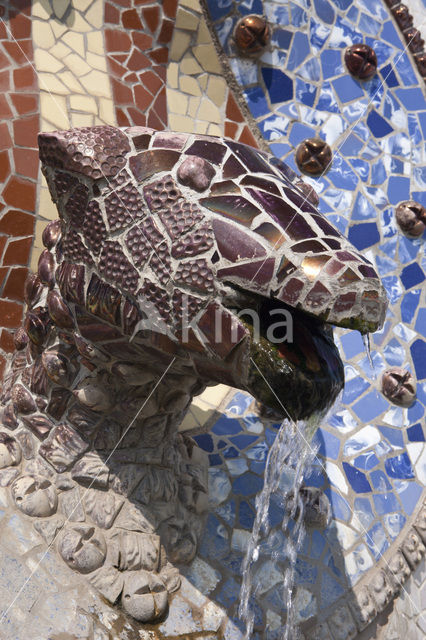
[0,0,425,638]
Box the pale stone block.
[197,19,212,45]
[70,94,98,114]
[40,93,70,129]
[66,11,92,32]
[207,76,227,107]
[32,0,51,20]
[34,48,63,73]
[86,1,103,28]
[180,0,201,9]
[180,54,203,75]
[51,20,68,38]
[169,32,192,62]
[99,98,116,125]
[38,72,70,95]
[87,31,104,55]
[180,75,201,96]
[175,8,199,31]
[33,20,55,48]
[59,71,85,93]
[62,31,85,56]
[79,70,111,97]
[188,96,200,118]
[198,98,221,124]
[49,42,72,59]
[195,121,208,134]
[167,89,189,116]
[86,51,107,72]
[64,52,91,76]
[167,62,179,89]
[193,44,222,74]
[71,112,94,127]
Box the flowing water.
[238,419,320,639]
[362,332,376,378]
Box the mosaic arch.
[0,0,424,638]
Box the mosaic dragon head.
[0,125,387,624]
[38,125,387,420]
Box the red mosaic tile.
[10,93,38,115]
[0,50,9,70]
[0,238,6,262]
[0,70,10,92]
[13,114,38,147]
[134,84,153,110]
[105,29,132,52]
[127,50,151,71]
[163,0,178,19]
[13,148,39,179]
[0,122,12,149]
[0,299,24,328]
[226,92,245,123]
[0,94,12,118]
[225,121,239,139]
[122,8,142,29]
[142,6,160,32]
[149,47,168,64]
[132,32,153,50]
[153,87,167,123]
[0,354,6,380]
[0,329,15,353]
[9,12,31,39]
[105,2,120,23]
[0,267,8,289]
[0,150,10,182]
[116,108,131,126]
[2,39,33,64]
[13,65,37,90]
[238,126,259,149]
[127,107,147,126]
[158,20,174,45]
[3,176,36,211]
[139,70,163,95]
[0,210,34,236]
[3,237,33,265]
[2,266,28,300]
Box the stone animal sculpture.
[0,125,387,624]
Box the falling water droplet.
[362,332,376,379]
[238,419,319,640]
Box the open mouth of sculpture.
[225,289,345,421]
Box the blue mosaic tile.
[343,463,372,493]
[352,391,388,422]
[230,434,258,450]
[395,481,423,515]
[359,12,380,35]
[348,222,380,250]
[379,426,404,449]
[212,416,243,436]
[379,63,399,88]
[366,110,393,138]
[287,32,310,70]
[320,571,345,606]
[232,473,263,496]
[194,433,214,452]
[387,176,410,205]
[261,67,293,103]
[385,453,414,479]
[325,489,352,522]
[243,87,270,118]
[396,88,426,110]
[295,78,317,107]
[353,452,379,471]
[349,158,369,181]
[332,75,364,102]
[238,0,263,15]
[354,497,375,528]
[314,429,341,460]
[383,512,406,539]
[314,0,335,23]
[400,263,425,290]
[342,376,370,404]
[289,2,308,27]
[366,522,389,560]
[407,423,425,442]
[373,492,402,515]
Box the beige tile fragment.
[49,42,72,59]
[87,31,104,55]
[207,76,227,107]
[70,94,98,113]
[198,98,221,123]
[169,32,191,62]
[52,0,70,20]
[180,0,201,10]
[51,20,68,38]
[198,73,208,90]
[38,183,59,221]
[64,52,91,76]
[32,20,55,48]
[175,8,199,31]
[85,1,103,28]
[193,44,222,73]
[179,410,200,432]
[180,75,201,97]
[168,113,194,133]
[167,62,179,89]
[86,51,107,72]
[32,0,51,20]
[180,54,203,75]
[208,123,223,137]
[79,0,94,10]
[30,244,43,272]
[99,98,116,125]
[62,31,85,56]
[38,72,70,95]
[195,121,208,134]
[40,94,70,129]
[188,404,214,428]
[188,96,200,118]
[71,112,94,127]
[196,384,231,407]
[67,11,92,32]
[167,89,189,115]
[34,48,64,73]
[59,71,85,93]
[79,70,111,98]
[197,19,212,45]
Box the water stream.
[239,418,320,639]
[362,332,376,378]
